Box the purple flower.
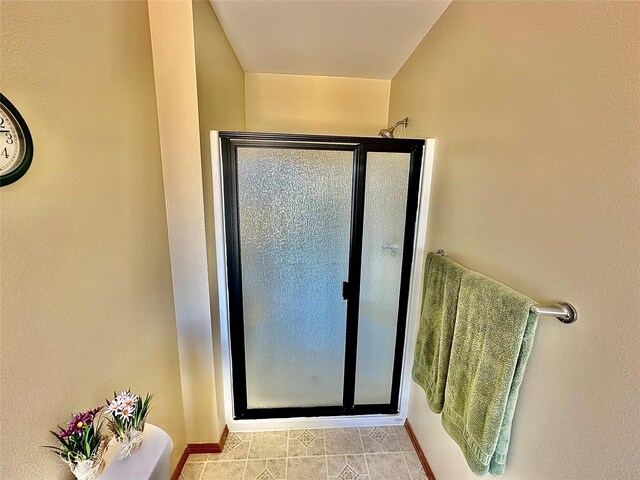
[66,406,103,434]
[87,406,103,419]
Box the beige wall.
[246,73,390,136]
[390,2,640,479]
[0,1,186,478]
[193,0,246,136]
[192,0,246,432]
[147,0,222,443]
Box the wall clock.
[0,94,33,186]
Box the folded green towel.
[412,252,465,413]
[441,269,538,476]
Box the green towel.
[441,269,539,476]
[412,252,465,413]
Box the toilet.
[100,424,173,480]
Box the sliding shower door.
[235,146,353,410]
[221,133,424,419]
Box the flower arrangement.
[105,390,152,459]
[47,407,108,480]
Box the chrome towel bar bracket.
[530,303,578,324]
[434,249,578,324]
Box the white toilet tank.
[100,424,174,480]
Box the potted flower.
[105,390,152,459]
[47,406,108,480]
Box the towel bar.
[434,250,578,324]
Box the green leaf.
[83,426,91,458]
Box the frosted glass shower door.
[355,152,412,404]
[235,146,354,410]
[220,132,425,420]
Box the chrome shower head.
[378,117,409,138]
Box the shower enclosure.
[219,132,424,420]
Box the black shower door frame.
[220,132,424,420]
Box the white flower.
[116,391,129,402]
[107,390,140,421]
[116,405,135,420]
[115,391,139,409]
[121,395,139,410]
[106,399,120,415]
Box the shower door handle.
[342,281,350,300]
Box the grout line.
[242,432,252,480]
[359,428,371,479]
[324,453,330,480]
[197,456,205,480]
[402,450,413,480]
[324,428,332,479]
[285,429,290,480]
[322,433,330,480]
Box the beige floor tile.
[410,472,428,480]
[186,453,211,463]
[181,462,205,480]
[201,460,246,480]
[366,452,411,480]
[210,441,250,461]
[287,456,328,480]
[364,425,414,447]
[208,432,252,461]
[324,427,364,455]
[327,454,369,479]
[179,426,421,480]
[394,428,415,452]
[248,431,288,459]
[360,426,401,454]
[244,458,286,480]
[403,451,427,479]
[371,426,402,434]
[289,429,326,456]
[290,428,324,438]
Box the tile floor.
[180,426,427,480]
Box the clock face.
[0,95,32,186]
[0,103,26,175]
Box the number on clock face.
[0,104,25,176]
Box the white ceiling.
[209,0,451,80]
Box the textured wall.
[389,2,640,479]
[246,73,390,136]
[0,1,186,478]
[192,0,246,432]
[147,0,221,443]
